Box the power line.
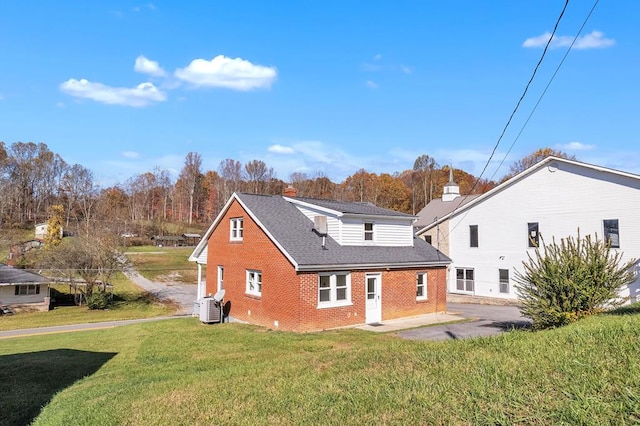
[490,0,601,181]
[438,0,570,240]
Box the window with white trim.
[217,266,224,291]
[318,272,351,308]
[246,270,262,296]
[416,272,428,300]
[364,222,374,242]
[15,285,40,296]
[230,218,243,241]
[499,269,509,293]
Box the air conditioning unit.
[199,290,225,324]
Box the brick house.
[189,189,451,332]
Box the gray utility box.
[199,290,225,324]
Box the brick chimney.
[283,185,298,197]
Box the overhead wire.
[490,0,601,181]
[434,0,571,241]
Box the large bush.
[515,232,636,329]
[87,290,110,310]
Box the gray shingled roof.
[292,196,416,218]
[414,194,480,228]
[237,193,450,271]
[0,264,50,285]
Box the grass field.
[125,246,200,284]
[0,272,176,332]
[1,307,639,425]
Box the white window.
[364,222,374,242]
[230,218,243,241]
[318,273,351,308]
[456,268,474,292]
[246,270,262,296]
[15,285,40,296]
[499,269,509,293]
[217,266,224,291]
[416,272,428,300]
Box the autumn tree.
[373,173,411,213]
[342,169,377,202]
[44,204,64,247]
[502,148,576,182]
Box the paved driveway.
[396,303,531,341]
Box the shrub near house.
[190,188,450,332]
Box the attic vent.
[314,216,328,236]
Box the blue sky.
[1,1,638,187]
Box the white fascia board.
[283,197,343,217]
[235,196,300,270]
[188,193,239,262]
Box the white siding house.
[416,157,640,303]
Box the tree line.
[0,141,570,235]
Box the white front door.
[365,273,382,324]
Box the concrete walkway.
[356,311,464,332]
[358,303,531,341]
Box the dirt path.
[123,269,197,315]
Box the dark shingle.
[237,193,450,270]
[0,264,49,284]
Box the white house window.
[470,225,478,248]
[230,218,243,241]
[456,268,474,292]
[217,266,224,291]
[499,269,509,293]
[603,219,620,248]
[364,222,374,242]
[318,273,351,308]
[15,285,40,296]
[246,270,262,296]
[416,272,428,300]
[527,222,539,248]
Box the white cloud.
[134,55,167,77]
[556,141,596,151]
[174,55,277,90]
[523,30,615,49]
[122,151,140,158]
[365,80,379,89]
[401,65,413,74]
[59,78,167,107]
[133,3,156,12]
[268,144,295,154]
[373,54,382,61]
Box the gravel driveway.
[397,303,531,341]
[124,270,197,315]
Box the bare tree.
[245,159,274,194]
[218,159,244,202]
[179,152,203,225]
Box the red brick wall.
[206,200,301,330]
[206,198,448,332]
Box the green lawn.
[125,246,199,284]
[1,307,639,425]
[0,273,176,332]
